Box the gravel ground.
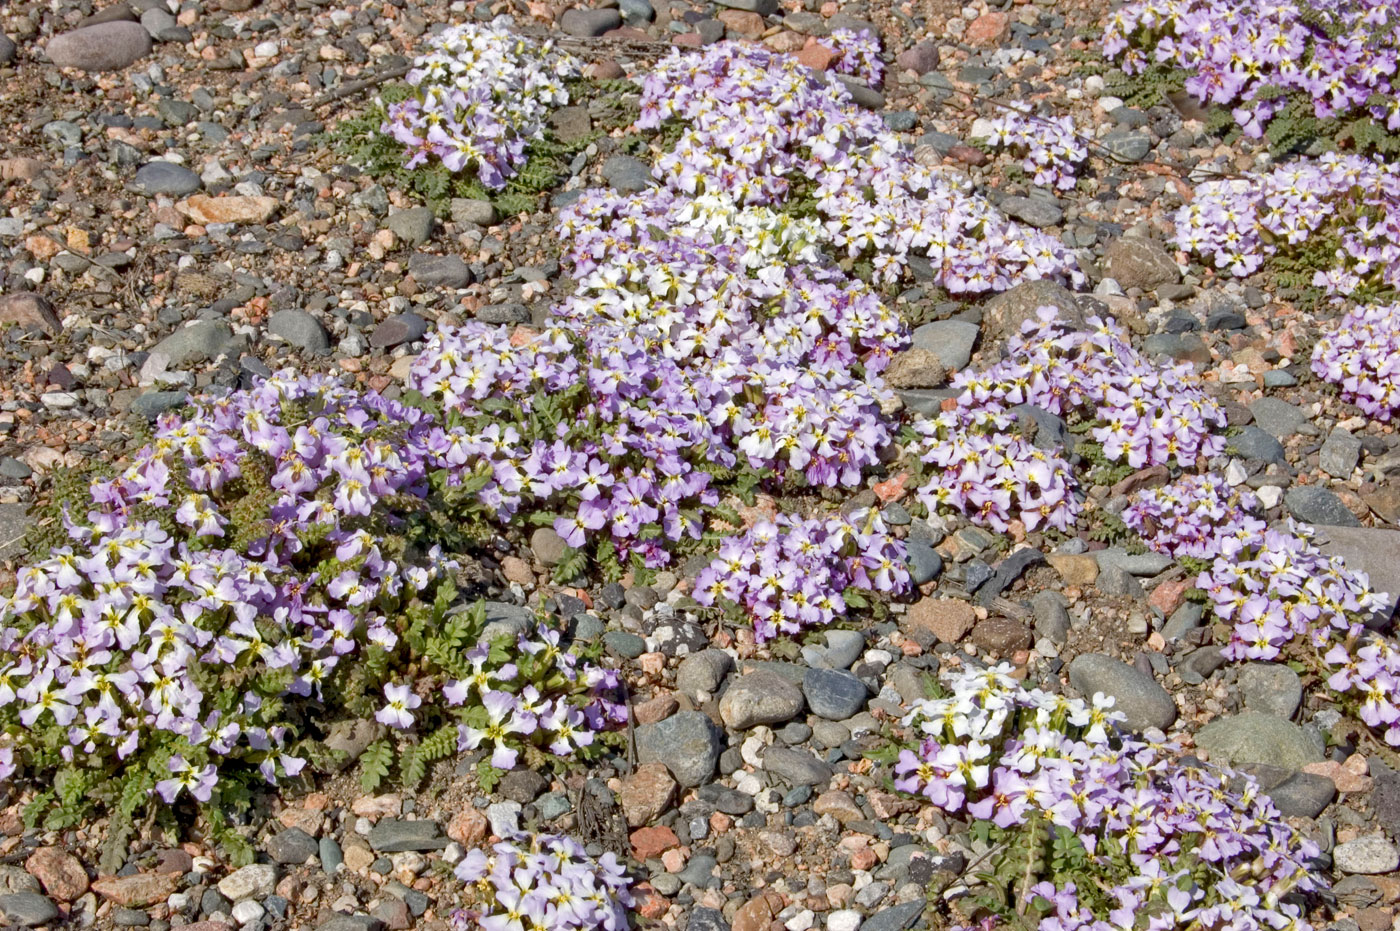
[2,1,1400,931]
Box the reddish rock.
[351,794,400,819]
[630,825,680,859]
[618,763,678,827]
[734,892,785,931]
[964,11,1009,46]
[794,43,835,71]
[896,40,940,74]
[812,790,863,824]
[1149,578,1188,616]
[872,472,911,504]
[851,847,879,870]
[634,884,671,919]
[92,872,180,907]
[948,144,988,166]
[155,849,193,875]
[0,293,61,336]
[673,33,703,46]
[764,30,806,52]
[448,809,489,846]
[177,194,278,225]
[26,847,88,901]
[718,10,766,36]
[586,60,625,80]
[902,598,975,643]
[633,692,679,725]
[277,808,323,837]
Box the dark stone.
[408,254,471,289]
[802,668,868,720]
[559,8,622,35]
[266,828,319,865]
[369,313,429,348]
[500,769,549,803]
[134,160,201,196]
[367,819,447,852]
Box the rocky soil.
[1,2,1399,931]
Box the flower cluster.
[1123,474,1400,744]
[954,308,1227,469]
[1198,522,1400,742]
[0,374,444,800]
[973,105,1088,191]
[443,621,625,770]
[409,186,906,569]
[638,42,1081,290]
[826,28,885,87]
[0,371,625,818]
[693,511,909,642]
[451,832,632,931]
[1102,0,1400,139]
[895,664,1324,931]
[1122,473,1264,559]
[1174,153,1400,294]
[1311,302,1400,420]
[381,24,578,188]
[911,407,1080,533]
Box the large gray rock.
[1312,525,1400,620]
[134,161,201,196]
[910,320,979,372]
[385,207,434,247]
[148,320,231,368]
[802,667,868,720]
[559,8,622,36]
[1248,397,1308,439]
[367,818,446,852]
[47,22,151,71]
[1285,486,1360,527]
[408,253,471,289]
[0,502,33,560]
[267,309,329,353]
[1320,429,1362,477]
[1334,836,1400,875]
[715,0,777,13]
[1237,663,1302,719]
[1103,237,1180,291]
[981,279,1084,345]
[719,670,805,729]
[1229,426,1287,465]
[1067,653,1177,731]
[602,155,654,194]
[676,650,734,702]
[761,745,833,786]
[636,711,724,787]
[1194,712,1323,770]
[0,893,58,927]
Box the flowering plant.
[451,832,633,931]
[827,28,886,87]
[1121,473,1263,559]
[0,372,622,860]
[1124,474,1399,745]
[638,42,1081,290]
[973,105,1088,191]
[1102,0,1400,151]
[1311,301,1400,419]
[894,665,1324,931]
[911,407,1080,534]
[693,511,909,643]
[953,309,1227,471]
[381,23,578,188]
[1174,154,1400,298]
